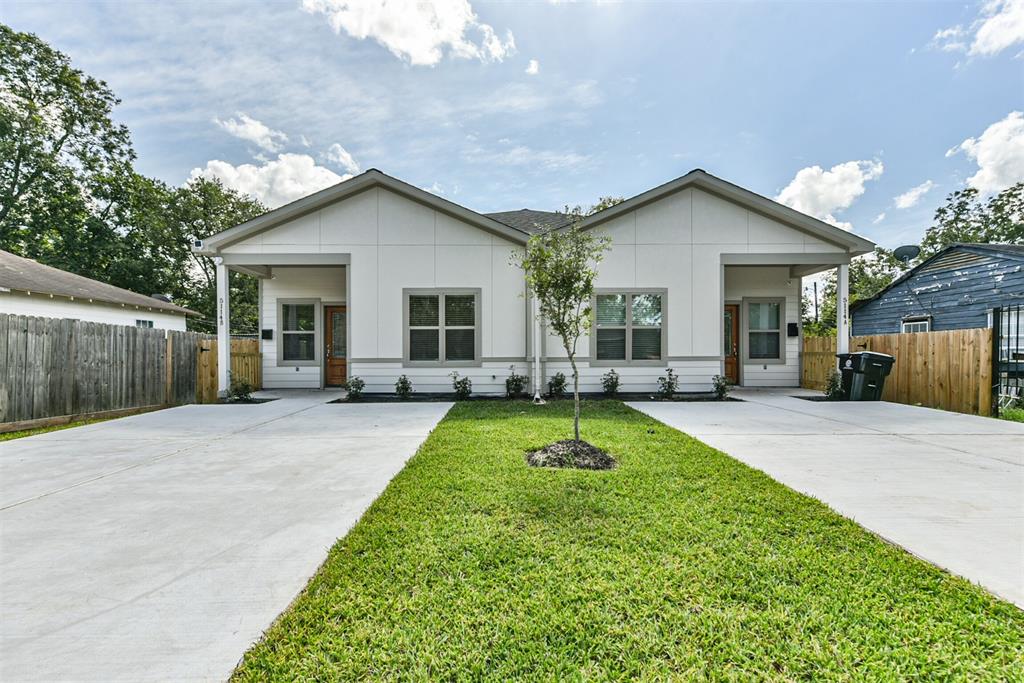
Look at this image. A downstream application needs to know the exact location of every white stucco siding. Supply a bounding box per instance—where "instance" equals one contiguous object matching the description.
[235,188,527,391]
[261,267,346,389]
[724,266,801,387]
[0,291,188,330]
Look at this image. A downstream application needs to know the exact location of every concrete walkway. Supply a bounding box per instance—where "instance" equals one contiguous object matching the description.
[0,392,451,682]
[631,390,1024,608]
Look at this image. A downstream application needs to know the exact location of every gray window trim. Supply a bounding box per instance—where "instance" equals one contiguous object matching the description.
[402,288,482,367]
[277,298,321,367]
[742,296,786,365]
[590,288,668,367]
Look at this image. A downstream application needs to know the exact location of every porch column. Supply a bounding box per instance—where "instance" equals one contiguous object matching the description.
[836,263,850,356]
[215,258,230,397]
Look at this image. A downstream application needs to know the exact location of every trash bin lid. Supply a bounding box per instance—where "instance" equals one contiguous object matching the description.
[858,351,895,361]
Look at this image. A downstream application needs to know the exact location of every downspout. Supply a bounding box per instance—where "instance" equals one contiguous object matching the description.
[533,295,544,404]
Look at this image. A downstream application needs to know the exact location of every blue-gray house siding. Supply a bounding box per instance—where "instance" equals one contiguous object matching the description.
[851,245,1024,336]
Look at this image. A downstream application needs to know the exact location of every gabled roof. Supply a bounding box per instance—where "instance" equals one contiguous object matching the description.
[0,250,197,315]
[485,209,574,234]
[196,169,533,252]
[576,169,876,255]
[850,243,1024,312]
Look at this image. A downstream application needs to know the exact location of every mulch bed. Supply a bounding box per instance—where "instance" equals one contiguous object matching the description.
[215,398,279,405]
[525,439,617,470]
[331,394,531,403]
[793,395,842,402]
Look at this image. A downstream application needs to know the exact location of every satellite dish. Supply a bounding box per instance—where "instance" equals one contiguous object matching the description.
[893,245,921,264]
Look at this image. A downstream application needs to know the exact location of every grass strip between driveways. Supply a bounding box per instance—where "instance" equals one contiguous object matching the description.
[0,417,118,441]
[234,400,1023,681]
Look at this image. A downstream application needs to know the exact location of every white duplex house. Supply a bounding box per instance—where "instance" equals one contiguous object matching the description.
[195,169,873,396]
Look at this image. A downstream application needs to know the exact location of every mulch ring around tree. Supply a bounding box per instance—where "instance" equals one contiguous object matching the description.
[525,439,617,470]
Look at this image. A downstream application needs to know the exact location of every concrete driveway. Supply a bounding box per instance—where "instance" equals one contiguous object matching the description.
[631,390,1024,608]
[0,392,451,682]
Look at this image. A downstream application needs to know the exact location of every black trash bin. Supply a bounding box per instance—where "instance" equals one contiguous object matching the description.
[835,352,857,399]
[836,351,895,401]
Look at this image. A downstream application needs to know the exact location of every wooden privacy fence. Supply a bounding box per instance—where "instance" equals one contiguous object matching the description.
[196,339,262,404]
[801,328,994,415]
[0,314,262,429]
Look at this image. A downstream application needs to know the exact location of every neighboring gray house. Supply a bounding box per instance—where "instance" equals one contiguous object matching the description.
[0,249,197,330]
[851,243,1024,335]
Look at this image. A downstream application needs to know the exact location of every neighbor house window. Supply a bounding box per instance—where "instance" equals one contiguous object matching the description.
[135,320,154,328]
[746,299,784,362]
[901,317,930,334]
[280,300,317,363]
[593,291,665,363]
[405,289,480,365]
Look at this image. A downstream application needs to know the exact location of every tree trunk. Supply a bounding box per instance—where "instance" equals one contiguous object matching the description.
[568,351,580,442]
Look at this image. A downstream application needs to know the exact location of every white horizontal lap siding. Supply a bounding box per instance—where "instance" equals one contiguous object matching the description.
[543,360,720,393]
[0,291,187,330]
[262,266,345,389]
[351,361,530,395]
[724,266,800,387]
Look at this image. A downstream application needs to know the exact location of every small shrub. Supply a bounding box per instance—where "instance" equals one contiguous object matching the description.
[547,372,567,399]
[345,376,365,400]
[656,368,678,400]
[711,374,729,400]
[228,373,255,403]
[450,371,472,400]
[824,369,844,401]
[601,369,620,396]
[395,375,413,400]
[505,365,528,399]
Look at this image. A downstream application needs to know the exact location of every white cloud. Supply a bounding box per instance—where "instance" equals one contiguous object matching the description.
[873,212,886,224]
[189,153,348,208]
[213,113,288,152]
[323,142,360,174]
[525,59,539,75]
[933,0,1024,57]
[301,0,516,66]
[947,111,1024,194]
[893,180,936,209]
[775,159,884,230]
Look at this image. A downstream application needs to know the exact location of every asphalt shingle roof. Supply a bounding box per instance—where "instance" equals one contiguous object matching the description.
[0,249,197,315]
[484,209,576,235]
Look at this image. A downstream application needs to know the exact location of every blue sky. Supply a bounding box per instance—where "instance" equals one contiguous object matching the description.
[4,0,1023,249]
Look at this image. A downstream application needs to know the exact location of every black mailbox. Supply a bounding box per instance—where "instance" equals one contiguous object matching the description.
[787,322,799,337]
[261,329,273,341]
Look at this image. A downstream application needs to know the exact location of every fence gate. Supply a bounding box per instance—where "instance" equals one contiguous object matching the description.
[992,304,1023,414]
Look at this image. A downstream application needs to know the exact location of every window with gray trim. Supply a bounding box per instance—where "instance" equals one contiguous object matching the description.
[593,291,665,363]
[405,289,480,364]
[746,299,783,361]
[281,301,316,362]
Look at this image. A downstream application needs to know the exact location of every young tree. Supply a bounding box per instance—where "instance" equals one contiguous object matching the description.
[514,225,610,442]
[801,247,903,334]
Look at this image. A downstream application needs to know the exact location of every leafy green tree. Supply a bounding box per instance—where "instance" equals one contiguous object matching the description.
[801,247,902,335]
[919,183,1023,258]
[563,196,625,218]
[164,178,267,333]
[0,24,134,263]
[513,225,610,442]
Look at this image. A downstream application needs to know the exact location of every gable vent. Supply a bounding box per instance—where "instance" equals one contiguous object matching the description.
[918,250,988,274]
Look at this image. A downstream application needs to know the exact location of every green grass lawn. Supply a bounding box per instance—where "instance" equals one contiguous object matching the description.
[0,417,116,441]
[234,401,1023,681]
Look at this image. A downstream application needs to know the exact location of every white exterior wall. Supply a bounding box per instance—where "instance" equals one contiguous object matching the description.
[0,291,187,330]
[225,188,528,394]
[544,188,834,391]
[724,266,801,387]
[261,267,346,389]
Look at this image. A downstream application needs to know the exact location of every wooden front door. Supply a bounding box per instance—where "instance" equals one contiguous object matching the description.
[724,304,739,384]
[325,305,347,387]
